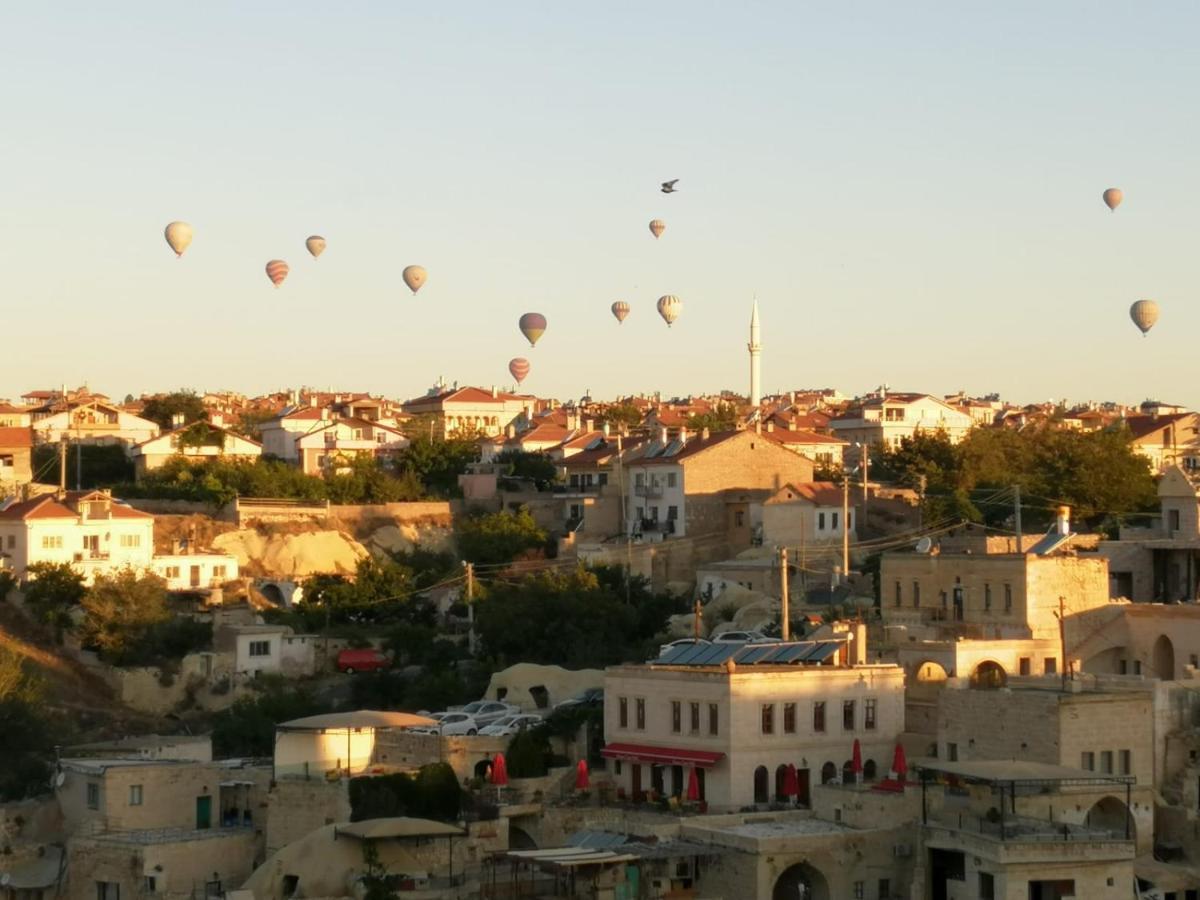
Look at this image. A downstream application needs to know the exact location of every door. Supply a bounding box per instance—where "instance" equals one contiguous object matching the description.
[797,768,811,807]
[631,764,642,800]
[190,565,202,588]
[83,535,100,558]
[196,795,212,830]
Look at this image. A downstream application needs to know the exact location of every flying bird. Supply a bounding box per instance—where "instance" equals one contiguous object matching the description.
[661,179,679,194]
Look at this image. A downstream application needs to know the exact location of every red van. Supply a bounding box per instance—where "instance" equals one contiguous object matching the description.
[336,648,389,674]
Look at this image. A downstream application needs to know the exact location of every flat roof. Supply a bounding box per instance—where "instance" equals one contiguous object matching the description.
[334,818,464,840]
[913,758,1134,787]
[277,710,438,731]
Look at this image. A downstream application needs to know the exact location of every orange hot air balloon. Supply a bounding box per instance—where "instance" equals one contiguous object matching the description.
[402,265,427,294]
[508,357,531,384]
[656,295,682,327]
[611,301,630,323]
[649,219,666,239]
[1130,299,1159,336]
[164,221,193,257]
[1102,188,1123,212]
[519,313,547,347]
[265,260,290,288]
[306,236,326,258]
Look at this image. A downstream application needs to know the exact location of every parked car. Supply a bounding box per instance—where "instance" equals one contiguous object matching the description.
[336,648,389,674]
[658,637,712,658]
[554,687,604,711]
[479,714,544,737]
[711,630,779,645]
[455,700,522,728]
[418,712,480,736]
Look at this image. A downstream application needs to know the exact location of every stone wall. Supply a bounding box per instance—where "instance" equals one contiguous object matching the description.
[265,778,350,855]
[326,501,454,529]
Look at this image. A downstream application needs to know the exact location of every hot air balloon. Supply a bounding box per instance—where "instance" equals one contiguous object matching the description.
[519,313,547,347]
[265,260,289,288]
[164,221,193,258]
[306,236,326,258]
[508,357,530,384]
[656,295,682,327]
[649,219,665,239]
[611,301,630,324]
[402,265,427,294]
[1102,188,1123,212]
[1130,299,1159,336]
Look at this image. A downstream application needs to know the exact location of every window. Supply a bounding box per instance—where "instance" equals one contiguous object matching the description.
[761,703,775,734]
[618,697,628,728]
[119,534,141,548]
[831,512,839,530]
[671,701,681,733]
[690,702,700,733]
[708,703,719,735]
[1044,657,1057,675]
[1004,584,1013,612]
[842,700,855,730]
[783,703,796,734]
[1018,657,1031,676]
[864,698,877,730]
[213,565,226,578]
[164,566,180,579]
[893,581,901,607]
[1170,509,1181,532]
[248,640,270,657]
[939,590,947,609]
[878,880,891,899]
[984,583,992,611]
[667,505,678,521]
[913,581,920,607]
[97,882,120,900]
[734,510,745,527]
[813,701,826,732]
[144,877,157,894]
[818,512,826,531]
[87,782,99,809]
[635,473,644,487]
[979,872,995,900]
[1119,749,1131,775]
[1134,660,1142,675]
[597,473,608,486]
[1081,751,1095,771]
[1100,750,1113,774]
[947,742,958,762]
[636,698,645,730]
[666,472,677,488]
[853,881,864,899]
[129,784,143,806]
[41,535,64,549]
[1119,659,1128,675]
[5,535,13,549]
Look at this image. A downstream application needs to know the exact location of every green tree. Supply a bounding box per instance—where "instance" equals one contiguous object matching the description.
[211,678,325,757]
[325,456,424,503]
[23,562,86,642]
[395,435,479,497]
[505,727,551,778]
[231,409,277,442]
[686,402,739,432]
[597,403,644,431]
[80,569,170,663]
[359,842,397,900]
[494,450,558,485]
[32,444,133,489]
[456,508,547,566]
[0,649,56,800]
[140,391,207,431]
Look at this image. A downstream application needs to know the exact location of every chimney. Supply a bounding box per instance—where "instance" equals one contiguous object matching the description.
[701,427,710,440]
[583,418,593,433]
[320,408,330,421]
[492,385,498,398]
[850,622,868,666]
[171,413,185,428]
[1056,505,1071,536]
[679,426,689,444]
[766,421,775,433]
[209,412,224,428]
[309,395,317,408]
[755,420,762,434]
[659,427,668,444]
[506,424,516,439]
[602,422,610,437]
[788,419,797,431]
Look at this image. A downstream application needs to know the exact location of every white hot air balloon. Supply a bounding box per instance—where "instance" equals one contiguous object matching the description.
[656,295,682,327]
[306,236,326,258]
[611,301,630,324]
[164,221,193,257]
[403,265,427,294]
[649,219,665,239]
[1129,299,1159,336]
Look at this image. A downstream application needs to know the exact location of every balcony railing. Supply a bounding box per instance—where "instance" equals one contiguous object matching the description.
[640,519,675,534]
[634,484,663,498]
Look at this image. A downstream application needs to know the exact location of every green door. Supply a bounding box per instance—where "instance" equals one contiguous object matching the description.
[195,795,212,830]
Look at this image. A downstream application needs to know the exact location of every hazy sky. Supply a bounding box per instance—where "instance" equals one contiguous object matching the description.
[3,3,1198,407]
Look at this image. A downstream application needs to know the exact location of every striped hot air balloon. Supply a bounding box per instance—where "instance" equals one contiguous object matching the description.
[519,313,547,347]
[402,265,427,294]
[1130,299,1159,336]
[164,221,193,257]
[649,219,665,239]
[656,295,682,327]
[1102,188,1123,212]
[611,301,630,323]
[306,236,326,258]
[265,260,290,288]
[508,357,531,384]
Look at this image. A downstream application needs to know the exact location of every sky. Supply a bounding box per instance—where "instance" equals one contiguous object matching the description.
[3,2,1199,408]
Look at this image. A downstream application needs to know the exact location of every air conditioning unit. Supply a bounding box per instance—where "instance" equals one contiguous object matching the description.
[893,843,912,858]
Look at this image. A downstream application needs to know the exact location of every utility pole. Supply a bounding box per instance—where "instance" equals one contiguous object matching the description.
[779,547,790,641]
[693,597,703,640]
[465,562,476,655]
[58,435,68,495]
[616,433,631,603]
[842,475,850,582]
[917,474,927,530]
[860,444,869,531]
[1057,594,1067,692]
[1014,484,1023,553]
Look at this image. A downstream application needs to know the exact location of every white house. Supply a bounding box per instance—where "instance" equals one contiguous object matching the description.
[401,385,536,439]
[829,391,975,449]
[762,482,857,549]
[293,418,409,476]
[31,400,160,448]
[215,623,289,676]
[151,553,239,591]
[0,490,154,582]
[131,423,263,477]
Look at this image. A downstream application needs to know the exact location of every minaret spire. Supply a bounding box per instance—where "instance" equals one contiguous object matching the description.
[749,299,762,408]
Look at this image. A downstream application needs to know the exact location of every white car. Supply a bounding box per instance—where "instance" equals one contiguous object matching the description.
[429,712,481,736]
[712,630,780,645]
[455,700,522,728]
[659,637,712,658]
[478,714,544,737]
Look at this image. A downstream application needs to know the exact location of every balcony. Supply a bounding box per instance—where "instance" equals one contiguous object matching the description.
[640,519,675,534]
[634,484,663,498]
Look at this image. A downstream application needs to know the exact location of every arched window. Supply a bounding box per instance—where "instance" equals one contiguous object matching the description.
[863,759,877,781]
[774,764,789,801]
[753,766,769,804]
[842,759,856,783]
[820,761,838,784]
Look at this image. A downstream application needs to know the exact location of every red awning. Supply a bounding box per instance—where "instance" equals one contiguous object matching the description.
[600,742,725,767]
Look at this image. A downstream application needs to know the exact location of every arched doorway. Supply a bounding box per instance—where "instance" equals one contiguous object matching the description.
[753,766,769,804]
[259,582,285,606]
[509,825,537,850]
[775,765,789,801]
[970,660,1007,689]
[915,660,949,683]
[1087,796,1134,841]
[841,760,855,783]
[863,759,877,782]
[773,862,830,900]
[473,759,492,780]
[1153,634,1175,680]
[820,762,837,784]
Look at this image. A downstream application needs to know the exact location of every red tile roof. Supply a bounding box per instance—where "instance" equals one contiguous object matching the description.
[0,491,152,521]
[630,430,744,466]
[769,482,845,506]
[764,429,845,445]
[1125,413,1194,441]
[0,427,32,448]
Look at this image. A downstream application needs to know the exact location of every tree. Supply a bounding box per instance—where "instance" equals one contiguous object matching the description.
[686,402,739,433]
[494,450,558,486]
[597,403,643,431]
[211,678,325,757]
[505,727,551,778]
[140,390,207,431]
[395,435,479,497]
[80,569,170,663]
[231,409,277,442]
[0,649,56,800]
[32,443,133,489]
[359,842,397,900]
[456,508,547,566]
[325,456,424,504]
[23,562,86,642]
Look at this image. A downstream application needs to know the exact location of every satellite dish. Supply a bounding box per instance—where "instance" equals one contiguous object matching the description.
[915,537,933,554]
[54,771,66,788]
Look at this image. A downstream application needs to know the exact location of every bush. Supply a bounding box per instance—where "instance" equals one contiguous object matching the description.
[211,681,326,757]
[0,571,16,602]
[349,763,463,822]
[505,728,551,778]
[23,563,86,642]
[456,508,548,566]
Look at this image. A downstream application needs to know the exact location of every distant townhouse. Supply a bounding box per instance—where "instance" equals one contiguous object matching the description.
[0,403,33,427]
[1121,412,1200,473]
[0,427,33,488]
[130,422,262,477]
[762,422,847,468]
[30,398,160,448]
[829,391,975,448]
[478,422,572,463]
[762,482,857,548]
[401,385,535,439]
[292,417,409,476]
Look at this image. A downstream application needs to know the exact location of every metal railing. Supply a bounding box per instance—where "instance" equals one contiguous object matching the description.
[634,484,663,498]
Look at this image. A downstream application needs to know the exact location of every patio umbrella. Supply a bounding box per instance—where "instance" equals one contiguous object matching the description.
[575,760,589,790]
[852,739,863,782]
[783,764,799,798]
[891,742,907,782]
[686,767,701,802]
[490,753,509,786]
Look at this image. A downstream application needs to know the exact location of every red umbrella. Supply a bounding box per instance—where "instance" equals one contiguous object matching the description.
[891,742,908,781]
[686,767,701,802]
[851,739,863,777]
[490,753,509,786]
[575,760,589,790]
[783,764,799,798]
